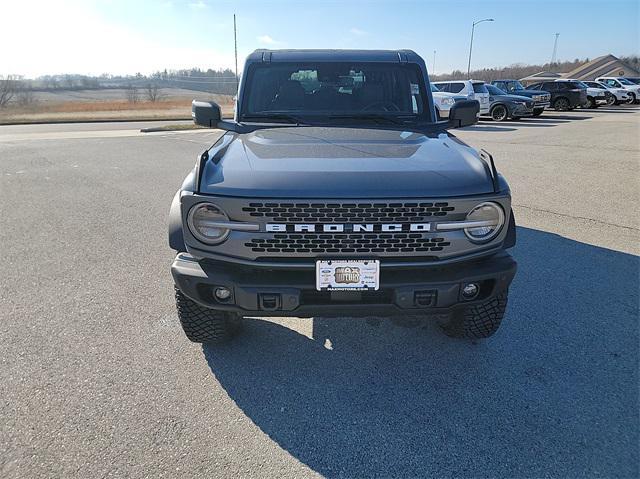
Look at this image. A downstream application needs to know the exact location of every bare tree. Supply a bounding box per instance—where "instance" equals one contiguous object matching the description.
[0,75,19,108]
[63,75,75,89]
[125,84,139,103]
[145,83,162,102]
[16,84,36,106]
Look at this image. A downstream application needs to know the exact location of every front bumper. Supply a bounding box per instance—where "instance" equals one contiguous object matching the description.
[171,252,517,317]
[511,104,534,117]
[533,101,550,110]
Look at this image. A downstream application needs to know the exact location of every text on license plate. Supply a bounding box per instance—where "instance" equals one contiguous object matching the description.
[316,260,380,291]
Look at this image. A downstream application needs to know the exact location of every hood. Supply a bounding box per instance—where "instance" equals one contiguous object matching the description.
[512,89,545,97]
[492,93,534,102]
[199,127,495,198]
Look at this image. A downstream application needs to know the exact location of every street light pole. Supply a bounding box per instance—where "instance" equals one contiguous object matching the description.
[466,18,494,78]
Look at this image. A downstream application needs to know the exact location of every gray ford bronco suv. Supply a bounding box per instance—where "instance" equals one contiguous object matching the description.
[169,49,517,344]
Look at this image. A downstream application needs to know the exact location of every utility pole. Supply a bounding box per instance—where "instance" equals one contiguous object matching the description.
[432,50,436,75]
[467,18,494,78]
[234,14,239,92]
[550,33,560,68]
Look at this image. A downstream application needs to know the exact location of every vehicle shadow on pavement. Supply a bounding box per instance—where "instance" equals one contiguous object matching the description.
[202,227,639,478]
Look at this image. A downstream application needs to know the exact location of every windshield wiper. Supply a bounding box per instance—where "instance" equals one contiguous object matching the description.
[327,114,415,126]
[242,113,310,125]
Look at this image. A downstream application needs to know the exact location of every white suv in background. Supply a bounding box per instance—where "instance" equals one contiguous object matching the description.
[430,84,467,119]
[596,77,640,103]
[583,81,630,105]
[432,80,490,115]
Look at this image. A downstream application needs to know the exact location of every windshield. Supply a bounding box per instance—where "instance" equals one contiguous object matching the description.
[240,62,431,122]
[508,81,525,91]
[618,78,634,85]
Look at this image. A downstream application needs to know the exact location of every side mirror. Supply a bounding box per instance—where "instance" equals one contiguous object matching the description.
[447,100,479,128]
[192,100,221,128]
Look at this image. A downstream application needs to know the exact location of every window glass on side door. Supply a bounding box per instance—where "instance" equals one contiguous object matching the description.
[449,82,465,94]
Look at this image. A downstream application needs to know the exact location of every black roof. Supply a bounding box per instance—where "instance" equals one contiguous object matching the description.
[247,49,422,64]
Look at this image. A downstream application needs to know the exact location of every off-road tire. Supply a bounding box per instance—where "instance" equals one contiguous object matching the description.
[553,97,570,111]
[532,108,544,117]
[491,104,508,121]
[175,287,242,344]
[440,291,509,339]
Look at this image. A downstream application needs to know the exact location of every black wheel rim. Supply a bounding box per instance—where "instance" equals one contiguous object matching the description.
[493,106,507,121]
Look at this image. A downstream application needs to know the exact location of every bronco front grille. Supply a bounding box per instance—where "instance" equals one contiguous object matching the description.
[242,202,454,223]
[245,233,451,254]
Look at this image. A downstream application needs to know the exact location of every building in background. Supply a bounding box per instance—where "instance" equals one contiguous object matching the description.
[520,54,640,84]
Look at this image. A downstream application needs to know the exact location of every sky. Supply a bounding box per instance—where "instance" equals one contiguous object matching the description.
[1,0,638,78]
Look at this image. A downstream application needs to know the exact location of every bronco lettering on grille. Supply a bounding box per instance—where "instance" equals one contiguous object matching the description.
[266,223,431,233]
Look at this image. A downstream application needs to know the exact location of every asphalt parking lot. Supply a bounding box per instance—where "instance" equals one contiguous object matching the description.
[1,107,638,478]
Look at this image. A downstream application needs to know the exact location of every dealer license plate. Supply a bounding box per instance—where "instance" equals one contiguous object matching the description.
[316,259,380,291]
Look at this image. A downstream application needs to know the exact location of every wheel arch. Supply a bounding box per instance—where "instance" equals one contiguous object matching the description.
[168,189,186,252]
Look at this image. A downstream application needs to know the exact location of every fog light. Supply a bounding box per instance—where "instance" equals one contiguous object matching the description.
[214,287,232,300]
[462,283,479,300]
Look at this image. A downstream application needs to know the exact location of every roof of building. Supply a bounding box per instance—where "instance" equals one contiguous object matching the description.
[565,54,639,80]
[519,71,564,83]
[520,55,640,83]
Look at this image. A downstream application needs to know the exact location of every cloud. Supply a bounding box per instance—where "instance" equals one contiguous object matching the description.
[350,27,367,36]
[257,35,282,46]
[188,1,207,9]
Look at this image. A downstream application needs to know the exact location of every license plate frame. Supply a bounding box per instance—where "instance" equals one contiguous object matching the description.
[315,259,380,291]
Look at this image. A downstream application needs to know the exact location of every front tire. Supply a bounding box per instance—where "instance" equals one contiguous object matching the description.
[628,92,637,104]
[439,291,509,339]
[490,104,508,121]
[606,94,616,106]
[553,97,570,111]
[532,108,544,117]
[584,97,595,109]
[175,287,242,344]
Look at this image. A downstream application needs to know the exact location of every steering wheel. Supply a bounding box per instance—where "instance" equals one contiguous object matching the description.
[362,101,401,112]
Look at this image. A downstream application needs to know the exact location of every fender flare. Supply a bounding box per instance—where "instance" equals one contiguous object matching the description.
[168,190,186,252]
[503,208,517,249]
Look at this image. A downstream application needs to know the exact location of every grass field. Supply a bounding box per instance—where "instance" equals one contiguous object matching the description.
[0,88,234,124]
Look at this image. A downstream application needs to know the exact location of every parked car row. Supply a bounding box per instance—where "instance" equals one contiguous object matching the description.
[432,76,640,122]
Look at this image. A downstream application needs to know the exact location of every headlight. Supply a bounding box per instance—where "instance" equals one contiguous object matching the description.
[464,202,505,242]
[187,203,230,244]
[513,101,526,105]
[441,97,455,106]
